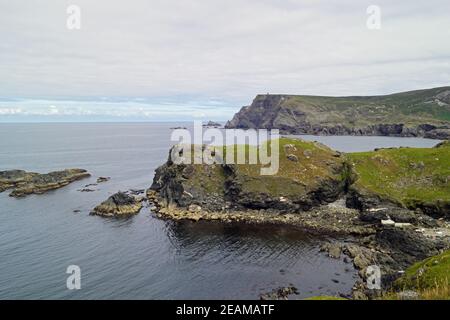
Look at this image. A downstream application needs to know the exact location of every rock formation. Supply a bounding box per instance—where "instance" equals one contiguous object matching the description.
[225,87,450,139]
[0,169,90,197]
[91,191,143,217]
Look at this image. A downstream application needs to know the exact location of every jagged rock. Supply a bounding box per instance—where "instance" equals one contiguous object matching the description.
[97,177,111,183]
[0,169,90,197]
[202,121,222,128]
[91,192,142,217]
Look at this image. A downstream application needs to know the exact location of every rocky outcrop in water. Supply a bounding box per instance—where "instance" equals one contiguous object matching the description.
[202,121,222,128]
[91,191,143,217]
[225,87,450,139]
[0,169,90,197]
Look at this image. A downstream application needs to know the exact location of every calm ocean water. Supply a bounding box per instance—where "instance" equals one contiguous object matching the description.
[0,123,440,299]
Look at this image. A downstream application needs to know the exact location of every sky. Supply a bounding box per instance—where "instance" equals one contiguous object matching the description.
[0,0,449,122]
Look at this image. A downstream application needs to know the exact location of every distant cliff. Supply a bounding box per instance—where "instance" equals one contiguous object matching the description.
[225,87,450,139]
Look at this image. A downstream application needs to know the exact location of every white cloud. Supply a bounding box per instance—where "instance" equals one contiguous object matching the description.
[0,0,449,120]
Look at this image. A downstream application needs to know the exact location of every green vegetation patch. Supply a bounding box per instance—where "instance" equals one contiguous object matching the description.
[395,250,450,289]
[347,142,450,207]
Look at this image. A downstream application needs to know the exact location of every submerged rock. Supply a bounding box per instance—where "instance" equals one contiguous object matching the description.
[0,169,90,197]
[91,192,142,217]
[260,285,299,300]
[97,176,111,183]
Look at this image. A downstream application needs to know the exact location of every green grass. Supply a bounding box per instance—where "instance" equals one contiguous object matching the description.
[347,142,450,206]
[395,250,450,291]
[179,137,346,199]
[379,250,450,300]
[255,86,450,127]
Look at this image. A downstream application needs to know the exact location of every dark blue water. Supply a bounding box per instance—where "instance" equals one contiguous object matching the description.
[0,123,439,299]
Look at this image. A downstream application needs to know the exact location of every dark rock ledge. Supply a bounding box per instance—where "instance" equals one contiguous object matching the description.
[0,169,90,197]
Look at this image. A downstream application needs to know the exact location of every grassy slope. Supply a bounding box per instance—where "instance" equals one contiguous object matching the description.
[259,86,450,126]
[347,142,450,207]
[384,250,450,300]
[180,137,345,199]
[225,137,344,197]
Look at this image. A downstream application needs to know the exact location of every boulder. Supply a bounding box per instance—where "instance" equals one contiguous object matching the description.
[91,192,143,217]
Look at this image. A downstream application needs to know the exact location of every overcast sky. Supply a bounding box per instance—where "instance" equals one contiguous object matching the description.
[1,0,449,121]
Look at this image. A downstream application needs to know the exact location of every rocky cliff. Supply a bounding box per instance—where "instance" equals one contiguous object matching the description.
[225,87,450,139]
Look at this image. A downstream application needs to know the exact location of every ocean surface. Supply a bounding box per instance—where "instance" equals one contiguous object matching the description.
[0,123,440,299]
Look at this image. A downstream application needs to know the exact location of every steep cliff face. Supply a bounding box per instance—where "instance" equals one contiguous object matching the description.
[226,87,450,139]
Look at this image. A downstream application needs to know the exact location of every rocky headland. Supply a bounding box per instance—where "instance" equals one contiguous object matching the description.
[147,137,450,299]
[225,87,450,139]
[0,169,90,197]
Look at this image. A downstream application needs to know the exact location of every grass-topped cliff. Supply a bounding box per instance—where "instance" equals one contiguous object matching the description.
[150,137,449,217]
[226,87,450,139]
[150,138,349,212]
[348,141,450,217]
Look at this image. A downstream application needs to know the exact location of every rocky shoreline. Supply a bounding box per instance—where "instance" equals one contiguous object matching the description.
[145,137,450,299]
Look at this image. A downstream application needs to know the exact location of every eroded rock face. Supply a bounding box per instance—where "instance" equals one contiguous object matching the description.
[0,169,90,197]
[225,87,450,139]
[91,192,142,217]
[150,138,349,213]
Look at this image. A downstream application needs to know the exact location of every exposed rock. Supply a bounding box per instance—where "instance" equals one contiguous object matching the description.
[286,154,298,162]
[260,285,299,300]
[381,219,395,226]
[150,138,349,214]
[424,128,450,139]
[202,121,222,128]
[320,243,342,259]
[376,227,446,269]
[91,192,143,217]
[128,189,145,195]
[78,188,96,192]
[0,169,90,197]
[97,177,111,183]
[225,87,450,139]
